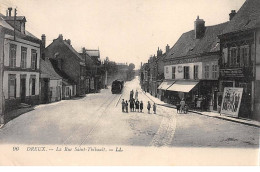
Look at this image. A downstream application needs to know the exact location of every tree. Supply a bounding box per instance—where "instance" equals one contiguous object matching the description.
[128,63,135,71]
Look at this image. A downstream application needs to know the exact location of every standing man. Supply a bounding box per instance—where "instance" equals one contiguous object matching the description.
[121,99,125,112]
[135,99,140,112]
[140,101,143,112]
[147,101,151,114]
[135,90,138,100]
[130,90,134,100]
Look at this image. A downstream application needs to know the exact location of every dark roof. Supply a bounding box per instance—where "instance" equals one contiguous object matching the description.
[222,0,260,34]
[165,22,228,60]
[40,58,62,80]
[78,52,94,66]
[63,41,85,62]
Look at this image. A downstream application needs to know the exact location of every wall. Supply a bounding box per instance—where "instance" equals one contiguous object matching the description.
[164,62,202,80]
[4,35,40,69]
[3,71,40,99]
[50,79,62,102]
[256,29,260,80]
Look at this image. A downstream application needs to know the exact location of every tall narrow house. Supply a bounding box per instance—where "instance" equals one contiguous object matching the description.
[44,34,87,97]
[218,0,260,120]
[0,8,41,119]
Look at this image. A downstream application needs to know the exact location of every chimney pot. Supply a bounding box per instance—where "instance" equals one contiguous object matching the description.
[229,10,236,21]
[58,34,63,40]
[8,7,12,16]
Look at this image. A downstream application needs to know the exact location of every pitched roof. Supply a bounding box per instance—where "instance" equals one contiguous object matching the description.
[63,41,85,62]
[40,58,62,80]
[222,0,260,34]
[165,22,228,60]
[2,16,26,22]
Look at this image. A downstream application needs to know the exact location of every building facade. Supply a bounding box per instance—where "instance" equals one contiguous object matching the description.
[162,17,228,111]
[0,10,41,115]
[218,0,260,120]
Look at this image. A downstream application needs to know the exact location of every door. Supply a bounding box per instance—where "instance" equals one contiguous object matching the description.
[20,78,26,103]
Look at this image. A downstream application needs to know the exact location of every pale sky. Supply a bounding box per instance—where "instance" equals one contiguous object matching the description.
[0,0,246,68]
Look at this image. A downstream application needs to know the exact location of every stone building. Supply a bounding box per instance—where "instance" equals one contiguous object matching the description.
[218,0,260,120]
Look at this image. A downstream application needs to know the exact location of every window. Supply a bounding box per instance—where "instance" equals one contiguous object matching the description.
[31,78,36,95]
[21,47,27,69]
[172,66,176,79]
[8,74,16,99]
[194,65,199,79]
[230,47,238,66]
[212,65,218,79]
[9,44,17,68]
[205,65,209,79]
[240,45,249,67]
[31,50,37,70]
[183,66,190,79]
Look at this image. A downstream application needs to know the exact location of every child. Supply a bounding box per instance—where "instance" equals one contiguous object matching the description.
[135,99,140,112]
[153,103,156,114]
[184,105,188,114]
[140,101,143,112]
[147,101,151,114]
[125,100,128,113]
[121,99,125,112]
[176,103,181,114]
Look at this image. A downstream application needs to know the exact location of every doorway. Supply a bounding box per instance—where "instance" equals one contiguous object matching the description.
[20,76,26,103]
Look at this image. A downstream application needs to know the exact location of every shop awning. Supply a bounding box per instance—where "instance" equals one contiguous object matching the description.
[158,81,175,90]
[167,80,199,93]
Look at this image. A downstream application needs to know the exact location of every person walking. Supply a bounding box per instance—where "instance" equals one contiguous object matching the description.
[121,99,125,112]
[140,101,143,112]
[135,99,140,112]
[135,90,138,100]
[147,101,151,114]
[180,98,186,114]
[125,100,128,113]
[153,103,157,114]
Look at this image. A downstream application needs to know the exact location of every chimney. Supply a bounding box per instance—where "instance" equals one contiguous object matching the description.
[166,44,170,53]
[58,34,63,41]
[41,34,46,48]
[157,47,162,56]
[67,39,71,45]
[194,16,206,39]
[82,47,86,54]
[229,10,236,21]
[8,7,12,16]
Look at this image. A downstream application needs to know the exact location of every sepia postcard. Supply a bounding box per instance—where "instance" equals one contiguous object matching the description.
[0,0,259,166]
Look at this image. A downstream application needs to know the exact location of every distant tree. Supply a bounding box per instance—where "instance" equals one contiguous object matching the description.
[128,63,135,71]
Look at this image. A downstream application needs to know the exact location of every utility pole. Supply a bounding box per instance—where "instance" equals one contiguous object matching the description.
[14,8,17,41]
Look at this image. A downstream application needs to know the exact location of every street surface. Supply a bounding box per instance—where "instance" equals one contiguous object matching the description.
[0,77,259,148]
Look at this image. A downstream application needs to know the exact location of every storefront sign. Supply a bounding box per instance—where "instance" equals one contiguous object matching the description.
[220,87,243,117]
[220,69,244,77]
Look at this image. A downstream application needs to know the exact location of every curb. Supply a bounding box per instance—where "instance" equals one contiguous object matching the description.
[141,89,260,128]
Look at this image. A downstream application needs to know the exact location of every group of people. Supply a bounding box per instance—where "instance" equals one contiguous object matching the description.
[121,89,157,114]
[176,98,188,114]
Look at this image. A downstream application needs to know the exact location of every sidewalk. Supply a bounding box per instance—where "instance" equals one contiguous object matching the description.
[141,90,260,128]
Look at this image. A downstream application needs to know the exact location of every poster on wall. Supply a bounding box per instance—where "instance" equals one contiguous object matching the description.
[220,87,243,117]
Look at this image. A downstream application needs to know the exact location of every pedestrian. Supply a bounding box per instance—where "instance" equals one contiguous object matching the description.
[125,100,128,113]
[147,101,151,114]
[135,90,138,100]
[129,99,133,112]
[121,99,125,112]
[176,103,181,114]
[135,99,140,112]
[130,90,134,100]
[180,98,185,114]
[184,104,188,114]
[140,101,143,112]
[153,103,156,114]
[132,98,135,111]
